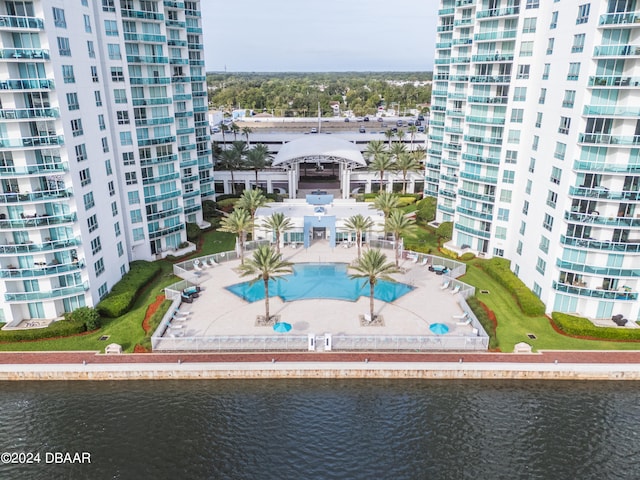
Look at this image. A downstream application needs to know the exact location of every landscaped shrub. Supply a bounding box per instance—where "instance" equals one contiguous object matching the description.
[214,194,241,202]
[186,222,201,242]
[202,199,217,218]
[459,252,476,261]
[396,196,418,207]
[466,297,498,350]
[416,196,436,223]
[96,261,161,318]
[0,319,86,342]
[217,198,239,213]
[435,221,453,241]
[67,306,101,331]
[439,247,459,259]
[552,312,640,340]
[482,258,546,316]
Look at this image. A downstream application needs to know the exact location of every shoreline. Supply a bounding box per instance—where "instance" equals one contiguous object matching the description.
[1,350,640,381]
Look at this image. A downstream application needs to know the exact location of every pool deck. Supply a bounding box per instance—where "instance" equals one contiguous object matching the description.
[170,240,472,339]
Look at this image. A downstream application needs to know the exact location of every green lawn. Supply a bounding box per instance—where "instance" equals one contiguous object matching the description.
[0,230,234,353]
[461,260,640,352]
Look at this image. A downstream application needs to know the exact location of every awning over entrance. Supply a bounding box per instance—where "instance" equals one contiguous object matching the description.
[272,135,367,168]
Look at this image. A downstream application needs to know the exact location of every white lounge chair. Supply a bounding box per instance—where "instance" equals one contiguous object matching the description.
[193,263,202,272]
[291,243,297,249]
[440,281,450,290]
[364,313,373,323]
[451,285,461,295]
[208,258,218,267]
[457,317,472,326]
[420,258,429,266]
[452,311,468,320]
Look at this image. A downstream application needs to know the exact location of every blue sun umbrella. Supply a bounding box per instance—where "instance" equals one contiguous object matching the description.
[273,322,292,333]
[429,323,450,335]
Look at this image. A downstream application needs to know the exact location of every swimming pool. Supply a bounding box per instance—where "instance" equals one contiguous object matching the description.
[226,263,413,303]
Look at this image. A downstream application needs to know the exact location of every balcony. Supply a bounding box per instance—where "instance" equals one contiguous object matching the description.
[462,153,500,165]
[474,30,517,41]
[148,223,185,239]
[568,185,640,201]
[599,12,640,26]
[454,223,491,239]
[142,171,181,185]
[470,75,511,84]
[564,211,640,228]
[4,282,89,302]
[0,188,72,204]
[140,154,178,167]
[471,53,514,62]
[467,95,508,104]
[572,160,640,174]
[0,135,64,149]
[588,76,640,87]
[463,135,503,146]
[560,235,640,253]
[144,190,181,203]
[121,9,164,20]
[147,207,183,222]
[594,44,640,57]
[137,136,177,147]
[129,76,170,85]
[583,105,640,117]
[134,116,174,127]
[123,33,166,43]
[0,78,54,90]
[0,107,59,120]
[552,281,638,301]
[132,97,172,107]
[0,213,77,229]
[465,115,505,125]
[0,238,81,256]
[1,260,85,279]
[0,48,49,60]
[0,161,68,177]
[127,55,169,64]
[0,15,44,29]
[457,206,493,221]
[578,133,640,146]
[458,189,494,202]
[460,171,498,184]
[556,259,640,278]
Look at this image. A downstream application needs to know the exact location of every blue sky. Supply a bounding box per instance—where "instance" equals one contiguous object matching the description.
[201,0,437,72]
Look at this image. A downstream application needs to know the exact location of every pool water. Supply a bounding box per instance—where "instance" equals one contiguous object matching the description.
[226,263,413,303]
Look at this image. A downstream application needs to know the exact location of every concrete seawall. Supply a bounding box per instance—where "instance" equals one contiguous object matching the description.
[1,362,639,381]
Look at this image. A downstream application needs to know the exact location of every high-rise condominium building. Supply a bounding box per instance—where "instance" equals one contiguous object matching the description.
[430,0,640,321]
[0,0,211,324]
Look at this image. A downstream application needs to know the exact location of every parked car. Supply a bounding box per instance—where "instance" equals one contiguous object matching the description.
[310,127,318,133]
[344,117,350,122]
[396,120,403,126]
[417,126,425,132]
[359,126,366,133]
[363,116,370,122]
[377,117,383,122]
[418,114,425,121]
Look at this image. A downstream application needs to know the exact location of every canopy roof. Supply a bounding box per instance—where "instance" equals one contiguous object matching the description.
[272,135,366,168]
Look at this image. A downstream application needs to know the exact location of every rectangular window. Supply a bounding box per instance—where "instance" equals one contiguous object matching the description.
[87,40,95,58]
[511,109,524,123]
[500,189,512,203]
[91,237,102,255]
[520,41,534,57]
[130,209,142,223]
[514,87,527,101]
[516,240,523,255]
[577,3,590,24]
[503,170,515,184]
[497,208,510,221]
[546,190,558,208]
[91,66,99,83]
[102,0,115,12]
[114,89,127,104]
[111,201,118,216]
[519,221,526,235]
[108,181,115,196]
[83,192,95,210]
[539,236,550,254]
[568,62,581,81]
[79,168,91,186]
[117,242,124,257]
[543,213,554,231]
[111,67,124,82]
[123,152,135,165]
[114,221,121,236]
[125,172,137,185]
[62,65,75,84]
[66,92,79,111]
[94,258,105,277]
[495,226,507,240]
[132,227,145,241]
[102,137,109,153]
[75,144,87,162]
[532,135,539,151]
[517,65,530,80]
[105,159,112,175]
[536,257,546,275]
[546,38,554,55]
[562,90,576,108]
[554,142,566,161]
[128,191,140,204]
[528,157,536,173]
[507,129,521,144]
[505,150,518,164]
[526,179,532,194]
[538,88,547,104]
[117,111,130,125]
[535,112,543,128]
[83,14,92,33]
[120,132,133,146]
[57,37,71,56]
[572,34,586,53]
[52,7,66,28]
[94,90,102,107]
[542,63,550,80]
[550,11,558,29]
[559,116,571,135]
[526,0,539,8]
[108,44,121,60]
[87,214,98,233]
[71,119,83,137]
[98,114,105,131]
[522,18,536,33]
[104,20,118,36]
[550,166,562,185]
[522,200,529,215]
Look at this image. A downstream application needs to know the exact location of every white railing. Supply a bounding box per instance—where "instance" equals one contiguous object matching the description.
[153,335,309,352]
[150,296,182,350]
[173,240,269,279]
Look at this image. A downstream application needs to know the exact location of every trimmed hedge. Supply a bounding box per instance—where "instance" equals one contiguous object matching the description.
[466,297,498,350]
[482,258,545,316]
[0,319,87,342]
[66,306,101,330]
[459,252,476,261]
[139,299,172,351]
[96,261,161,318]
[552,312,640,341]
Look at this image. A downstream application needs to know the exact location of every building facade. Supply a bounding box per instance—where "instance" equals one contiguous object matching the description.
[0,0,211,325]
[430,0,640,320]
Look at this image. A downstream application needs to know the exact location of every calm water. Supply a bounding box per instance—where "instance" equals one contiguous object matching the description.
[226,263,414,302]
[1,380,639,480]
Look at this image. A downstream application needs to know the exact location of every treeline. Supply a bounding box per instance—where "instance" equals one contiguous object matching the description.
[207,72,432,117]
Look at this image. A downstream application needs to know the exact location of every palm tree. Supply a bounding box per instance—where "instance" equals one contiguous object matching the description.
[218,148,243,195]
[349,249,400,322]
[219,208,253,265]
[385,209,418,267]
[384,129,395,145]
[229,122,240,141]
[363,139,387,163]
[237,244,293,324]
[371,191,400,227]
[369,152,394,192]
[220,123,229,149]
[261,212,293,255]
[342,214,374,259]
[395,129,406,144]
[242,126,253,145]
[395,152,423,194]
[245,143,272,189]
[407,125,418,148]
[237,187,268,240]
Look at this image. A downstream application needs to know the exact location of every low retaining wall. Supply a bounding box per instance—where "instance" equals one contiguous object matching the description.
[0,363,638,381]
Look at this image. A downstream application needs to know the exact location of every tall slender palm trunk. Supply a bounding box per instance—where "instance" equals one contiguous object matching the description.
[264,276,270,321]
[369,280,375,320]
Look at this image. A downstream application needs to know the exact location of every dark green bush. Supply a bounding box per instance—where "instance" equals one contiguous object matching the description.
[435,221,453,240]
[202,199,217,218]
[416,196,436,223]
[552,312,640,340]
[459,252,476,261]
[482,258,546,316]
[68,306,101,331]
[96,261,161,318]
[0,319,86,342]
[466,297,498,349]
[186,222,201,242]
[214,194,240,202]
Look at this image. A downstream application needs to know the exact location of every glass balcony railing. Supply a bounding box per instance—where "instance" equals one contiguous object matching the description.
[474,30,517,41]
[578,133,640,146]
[144,190,181,203]
[463,135,503,146]
[470,75,511,83]
[560,235,640,253]
[462,153,500,165]
[183,189,201,199]
[142,171,180,185]
[163,1,185,8]
[0,48,49,60]
[129,76,170,85]
[137,136,176,147]
[471,53,514,62]
[467,95,508,104]
[121,9,164,20]
[572,160,640,174]
[552,281,638,300]
[458,189,494,202]
[564,211,640,227]
[457,206,493,221]
[0,213,76,229]
[0,238,81,256]
[438,204,455,214]
[454,223,491,239]
[476,6,519,18]
[0,260,85,278]
[0,78,54,90]
[4,282,89,302]
[0,107,59,120]
[169,57,190,65]
[123,33,166,43]
[165,20,186,28]
[460,171,498,183]
[0,15,44,29]
[594,44,640,56]
[568,185,640,201]
[134,116,174,127]
[440,174,459,183]
[0,135,64,148]
[588,75,640,87]
[132,97,172,106]
[556,259,640,278]
[599,11,640,25]
[140,154,178,167]
[126,55,169,64]
[148,223,184,239]
[0,188,72,204]
[583,105,640,117]
[465,115,505,125]
[167,39,187,47]
[146,207,183,222]
[440,189,457,199]
[0,161,68,176]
